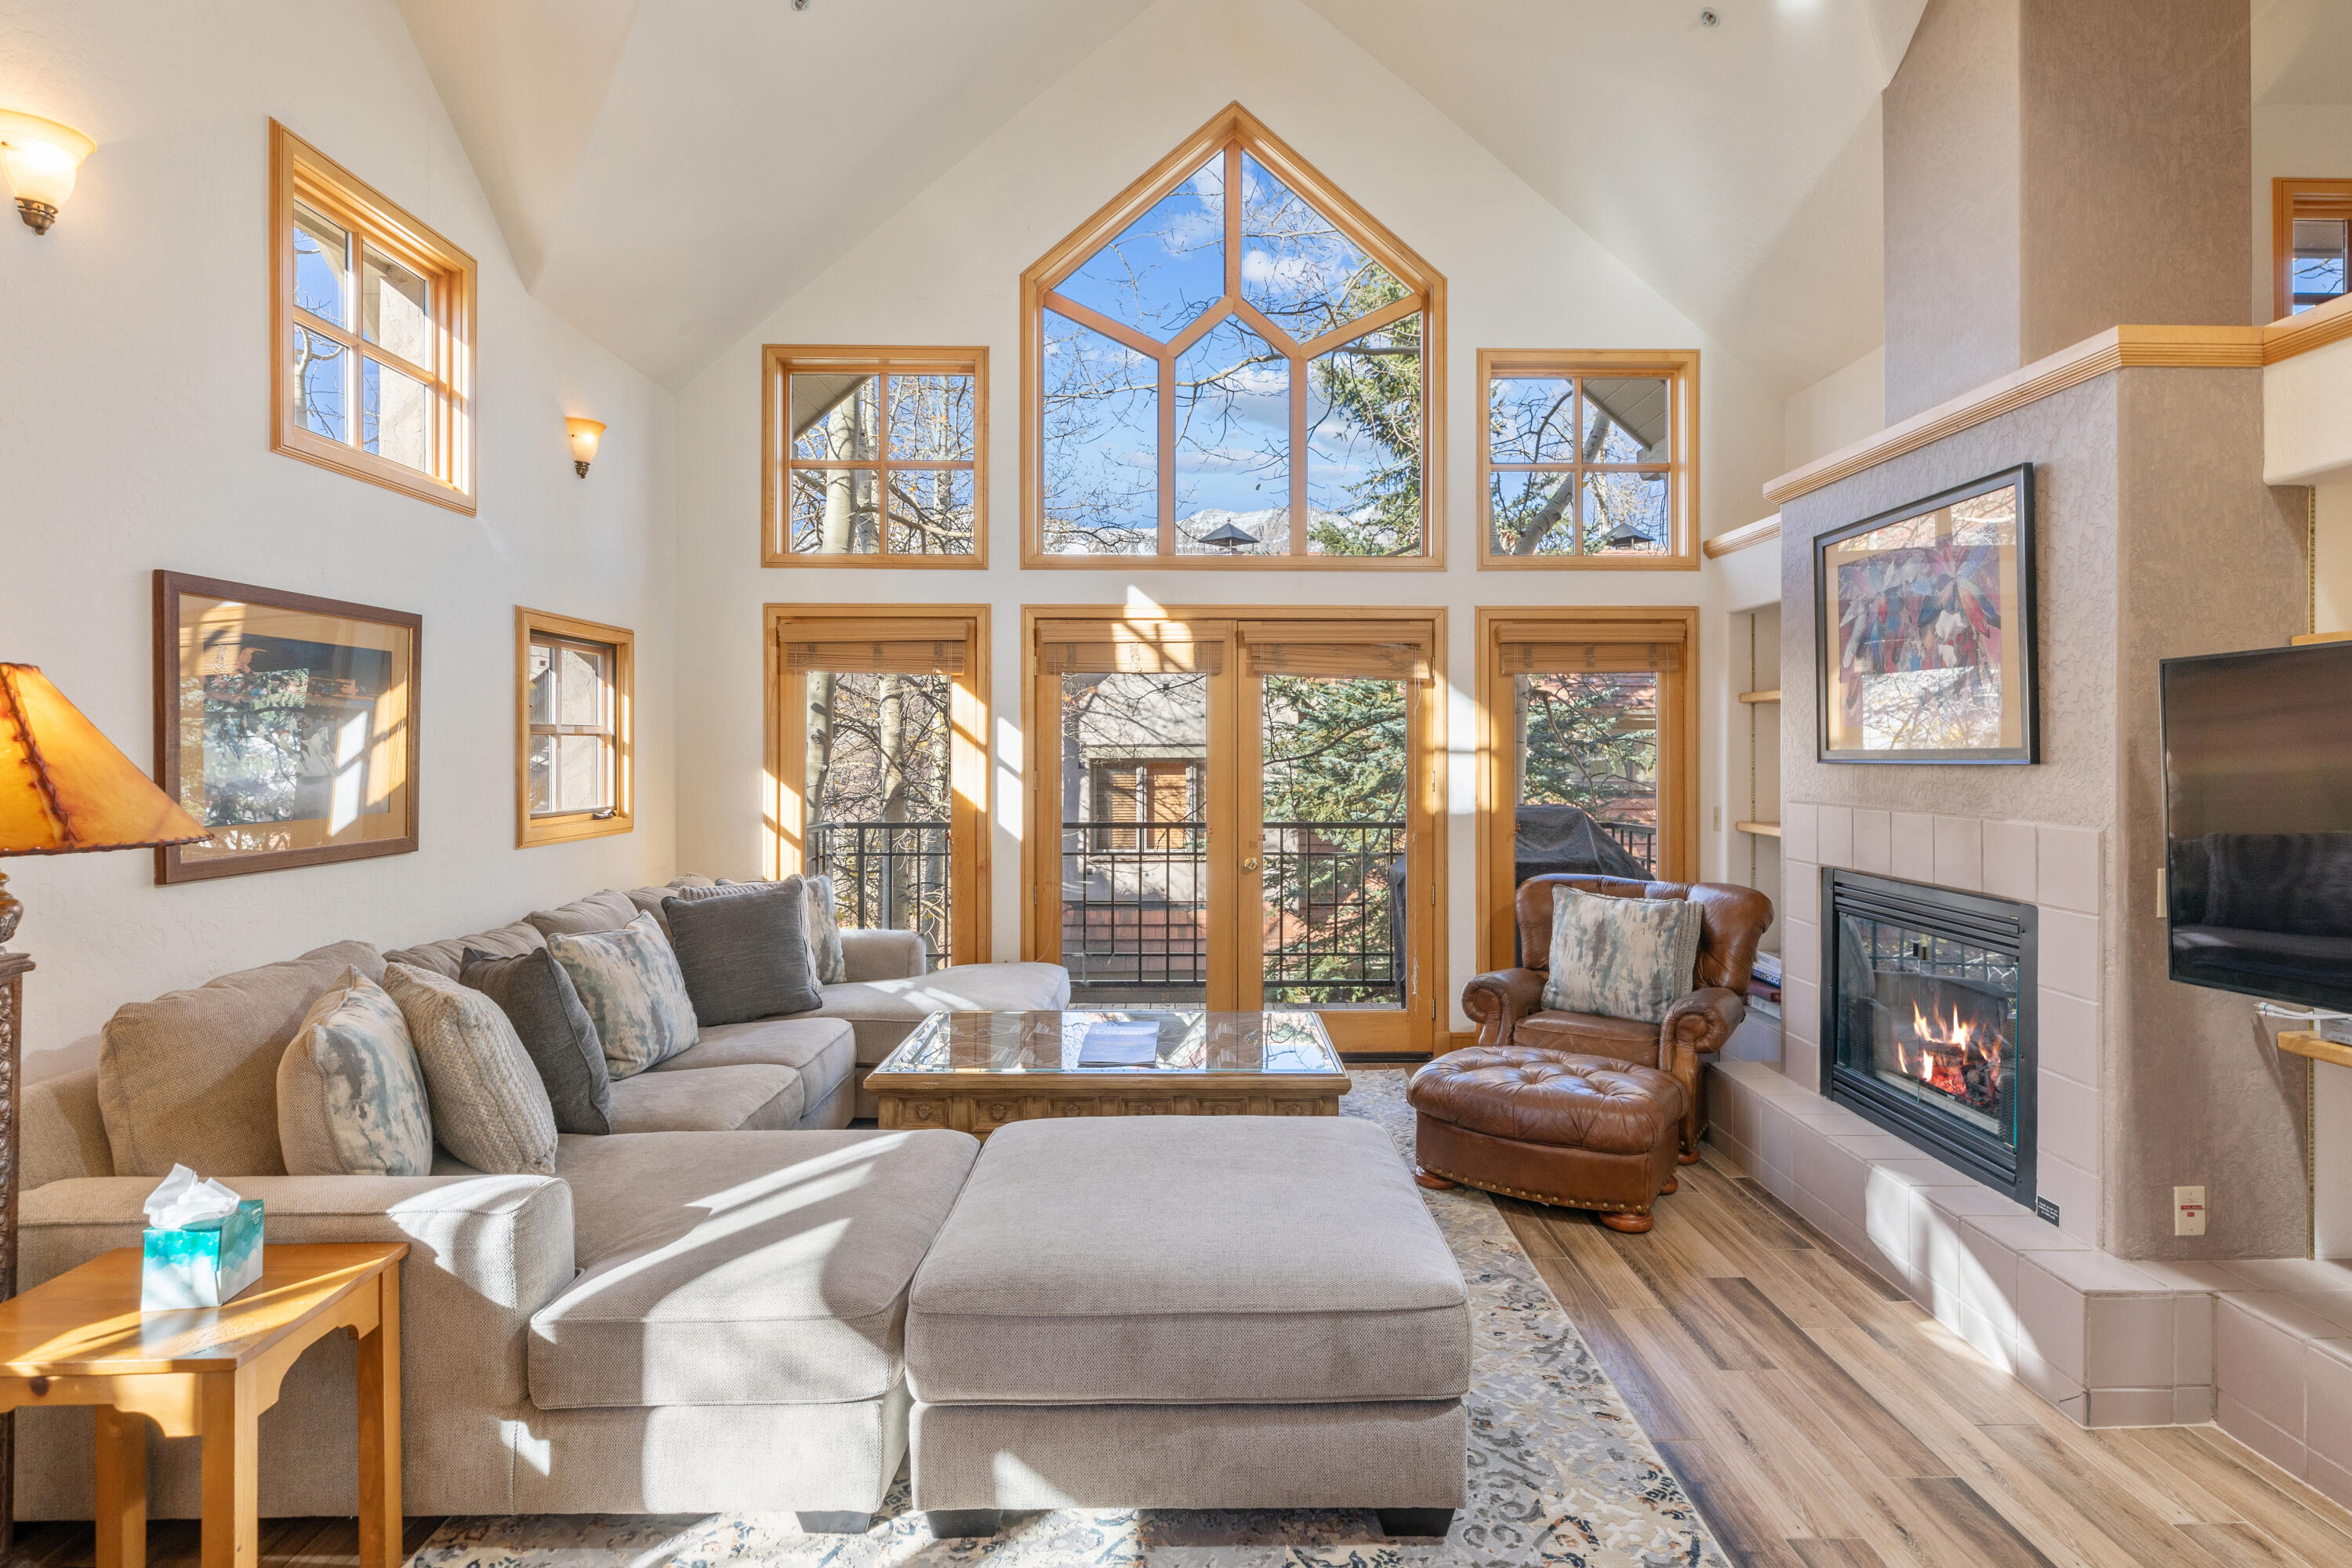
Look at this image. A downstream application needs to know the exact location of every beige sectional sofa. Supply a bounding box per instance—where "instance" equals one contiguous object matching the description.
[13,877,1068,1524]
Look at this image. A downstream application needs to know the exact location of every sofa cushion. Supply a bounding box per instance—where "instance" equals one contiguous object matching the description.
[650,1016,854,1107]
[547,914,699,1078]
[905,1117,1468,1407]
[818,963,1073,1065]
[604,1064,803,1133]
[530,1127,980,1407]
[100,938,386,1178]
[524,890,641,939]
[382,919,543,980]
[461,946,612,1135]
[663,880,821,1025]
[277,970,437,1178]
[383,964,559,1176]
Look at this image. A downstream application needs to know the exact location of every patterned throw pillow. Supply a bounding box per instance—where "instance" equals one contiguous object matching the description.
[1540,889,1704,1025]
[461,946,613,1135]
[804,873,848,985]
[382,964,558,1175]
[546,913,700,1079]
[276,968,435,1176]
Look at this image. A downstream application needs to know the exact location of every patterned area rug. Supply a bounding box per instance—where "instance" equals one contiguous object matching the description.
[411,1071,1726,1568]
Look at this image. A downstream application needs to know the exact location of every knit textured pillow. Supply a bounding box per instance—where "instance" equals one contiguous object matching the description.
[1540,889,1703,1025]
[546,914,700,1079]
[382,964,557,1175]
[276,968,435,1176]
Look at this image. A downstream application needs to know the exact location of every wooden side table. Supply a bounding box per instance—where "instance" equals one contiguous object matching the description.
[0,1241,407,1568]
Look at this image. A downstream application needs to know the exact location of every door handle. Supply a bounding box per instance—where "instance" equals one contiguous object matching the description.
[1242,857,1261,872]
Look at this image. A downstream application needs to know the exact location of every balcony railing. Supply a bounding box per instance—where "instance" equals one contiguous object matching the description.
[1059,818,1407,1006]
[808,819,949,964]
[1598,818,1657,873]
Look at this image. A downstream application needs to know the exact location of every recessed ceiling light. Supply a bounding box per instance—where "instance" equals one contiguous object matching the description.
[1700,8,1720,24]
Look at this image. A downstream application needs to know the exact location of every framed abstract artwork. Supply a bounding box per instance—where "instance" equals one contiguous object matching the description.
[154,571,422,881]
[1814,465,2038,765]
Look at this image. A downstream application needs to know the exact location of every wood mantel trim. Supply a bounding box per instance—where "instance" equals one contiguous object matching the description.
[1762,305,2352,509]
[1701,514,1780,558]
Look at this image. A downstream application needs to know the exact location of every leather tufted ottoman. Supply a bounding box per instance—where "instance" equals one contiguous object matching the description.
[1406,1046,1686,1232]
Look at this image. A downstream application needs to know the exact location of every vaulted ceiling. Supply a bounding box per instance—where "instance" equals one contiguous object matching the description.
[397,0,1926,393]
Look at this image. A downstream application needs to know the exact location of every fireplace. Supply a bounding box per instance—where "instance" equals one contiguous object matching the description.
[1820,869,2038,1205]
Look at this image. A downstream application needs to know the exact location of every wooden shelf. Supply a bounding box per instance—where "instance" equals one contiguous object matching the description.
[1737,689,1782,704]
[1735,820,1782,838]
[2278,1030,2352,1070]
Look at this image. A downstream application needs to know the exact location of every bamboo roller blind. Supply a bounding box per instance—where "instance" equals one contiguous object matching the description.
[1239,621,1432,682]
[782,622,971,674]
[1036,621,1226,675]
[1491,618,1684,675]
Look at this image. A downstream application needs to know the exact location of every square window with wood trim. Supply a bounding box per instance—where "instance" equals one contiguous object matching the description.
[2274,178,2352,321]
[762,347,987,565]
[271,120,476,512]
[768,607,991,966]
[1478,350,1698,569]
[1475,608,1698,971]
[517,610,633,847]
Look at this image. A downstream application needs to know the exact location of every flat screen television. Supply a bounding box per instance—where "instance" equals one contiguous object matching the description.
[2161,640,2352,1011]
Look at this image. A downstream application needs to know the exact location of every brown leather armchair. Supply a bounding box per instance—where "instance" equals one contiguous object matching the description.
[1461,874,1773,1160]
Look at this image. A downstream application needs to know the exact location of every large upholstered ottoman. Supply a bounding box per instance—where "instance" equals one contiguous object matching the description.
[903,1116,1471,1539]
[1408,1046,1684,1232]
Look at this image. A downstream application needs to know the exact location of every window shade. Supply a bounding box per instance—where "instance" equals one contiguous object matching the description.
[782,637,967,674]
[1492,619,1684,675]
[1036,622,1226,675]
[1240,621,1432,682]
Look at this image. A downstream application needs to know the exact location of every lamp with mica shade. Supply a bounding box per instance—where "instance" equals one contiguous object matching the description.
[0,662,207,1540]
[0,110,95,235]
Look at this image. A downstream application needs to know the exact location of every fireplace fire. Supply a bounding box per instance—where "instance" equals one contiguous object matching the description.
[1822,869,2037,1203]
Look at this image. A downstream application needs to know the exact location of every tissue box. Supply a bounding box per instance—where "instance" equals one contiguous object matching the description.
[142,1198,264,1310]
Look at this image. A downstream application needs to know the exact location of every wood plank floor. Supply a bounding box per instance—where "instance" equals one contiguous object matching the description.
[11,1148,2351,1568]
[1495,1149,2352,1568]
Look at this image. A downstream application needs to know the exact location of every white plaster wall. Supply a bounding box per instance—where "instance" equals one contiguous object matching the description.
[2267,332,2352,485]
[0,0,678,1080]
[1783,344,1888,470]
[669,0,1788,1034]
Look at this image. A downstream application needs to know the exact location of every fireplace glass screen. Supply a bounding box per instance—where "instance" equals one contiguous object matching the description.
[1835,918,2020,1145]
[1824,870,2034,1198]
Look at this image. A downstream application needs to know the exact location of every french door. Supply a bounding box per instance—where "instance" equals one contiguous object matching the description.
[1027,609,1443,1052]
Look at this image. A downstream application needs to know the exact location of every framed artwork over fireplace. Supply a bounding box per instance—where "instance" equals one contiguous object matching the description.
[1813,464,2037,764]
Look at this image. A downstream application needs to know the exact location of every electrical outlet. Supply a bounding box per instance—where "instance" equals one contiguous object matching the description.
[2174,1185,2207,1236]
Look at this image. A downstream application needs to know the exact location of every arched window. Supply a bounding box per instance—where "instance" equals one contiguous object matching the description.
[1022,104,1444,567]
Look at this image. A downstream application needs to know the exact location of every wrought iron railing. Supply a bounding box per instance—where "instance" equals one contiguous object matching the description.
[808,819,949,964]
[1598,818,1657,872]
[1058,818,1407,1006]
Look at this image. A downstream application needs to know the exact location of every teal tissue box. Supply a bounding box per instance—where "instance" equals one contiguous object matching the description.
[142,1198,263,1310]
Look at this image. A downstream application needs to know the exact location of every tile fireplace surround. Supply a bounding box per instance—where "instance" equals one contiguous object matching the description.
[1704,802,2352,1504]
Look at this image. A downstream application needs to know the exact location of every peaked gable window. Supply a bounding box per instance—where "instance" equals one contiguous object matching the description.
[1022,104,1445,568]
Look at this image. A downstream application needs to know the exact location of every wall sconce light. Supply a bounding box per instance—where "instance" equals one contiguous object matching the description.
[566,418,605,477]
[0,111,95,234]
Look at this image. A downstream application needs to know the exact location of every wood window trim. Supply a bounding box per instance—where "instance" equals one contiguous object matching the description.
[270,120,477,514]
[515,608,634,848]
[763,604,992,964]
[760,346,989,568]
[1017,603,1447,1053]
[2272,178,2352,323]
[1019,103,1448,572]
[1474,605,1700,973]
[1476,349,1700,571]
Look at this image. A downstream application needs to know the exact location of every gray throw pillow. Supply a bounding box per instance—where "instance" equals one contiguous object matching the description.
[547,913,700,1079]
[381,964,558,1176]
[1541,888,1704,1025]
[276,968,435,1176]
[665,878,822,1025]
[461,946,613,1134]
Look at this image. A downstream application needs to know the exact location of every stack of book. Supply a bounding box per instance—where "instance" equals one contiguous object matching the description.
[1748,950,1783,1019]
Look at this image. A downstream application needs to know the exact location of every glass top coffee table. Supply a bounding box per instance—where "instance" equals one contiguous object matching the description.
[866,1010,1351,1138]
